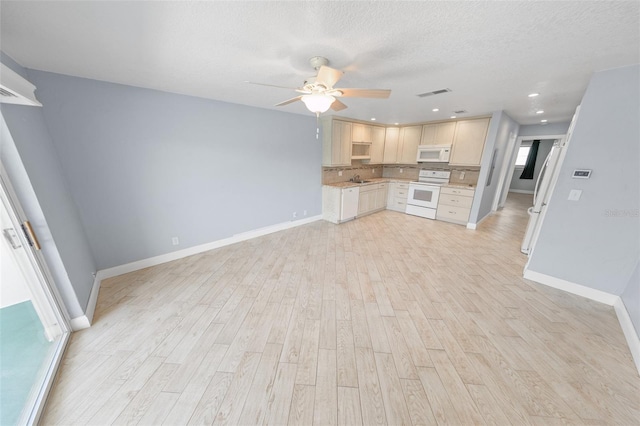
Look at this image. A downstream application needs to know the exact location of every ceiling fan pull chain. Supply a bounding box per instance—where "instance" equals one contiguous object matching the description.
[316,113,320,139]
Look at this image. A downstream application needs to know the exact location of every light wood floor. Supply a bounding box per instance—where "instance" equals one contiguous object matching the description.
[43,193,639,425]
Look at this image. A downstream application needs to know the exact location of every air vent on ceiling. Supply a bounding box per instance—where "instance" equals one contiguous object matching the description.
[0,87,18,98]
[0,63,42,107]
[417,88,451,98]
[453,109,467,114]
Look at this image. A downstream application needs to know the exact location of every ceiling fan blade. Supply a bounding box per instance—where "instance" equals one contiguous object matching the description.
[246,81,299,90]
[335,88,391,99]
[316,66,343,88]
[275,96,302,107]
[331,99,348,111]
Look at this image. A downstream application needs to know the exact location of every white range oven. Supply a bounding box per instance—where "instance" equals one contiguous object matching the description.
[406,170,451,219]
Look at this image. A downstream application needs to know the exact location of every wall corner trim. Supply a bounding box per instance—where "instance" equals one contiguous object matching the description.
[467,210,491,230]
[96,215,323,281]
[523,269,619,305]
[614,298,640,376]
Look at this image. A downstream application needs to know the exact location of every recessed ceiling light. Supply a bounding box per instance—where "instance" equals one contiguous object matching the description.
[432,108,439,112]
[536,110,544,114]
[394,122,399,125]
[371,118,376,121]
[450,115,456,119]
[541,119,548,123]
[528,93,539,97]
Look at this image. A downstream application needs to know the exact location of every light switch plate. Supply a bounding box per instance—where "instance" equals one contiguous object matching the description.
[568,189,582,201]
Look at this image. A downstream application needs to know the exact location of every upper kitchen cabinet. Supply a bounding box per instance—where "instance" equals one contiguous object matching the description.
[322,118,352,166]
[351,123,373,143]
[398,125,422,164]
[370,126,386,164]
[449,118,490,166]
[421,122,456,146]
[382,127,400,164]
[383,125,421,164]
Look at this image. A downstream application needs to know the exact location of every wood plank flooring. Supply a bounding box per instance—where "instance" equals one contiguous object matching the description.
[42,193,640,425]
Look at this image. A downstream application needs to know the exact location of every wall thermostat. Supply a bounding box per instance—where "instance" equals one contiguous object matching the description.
[572,169,592,179]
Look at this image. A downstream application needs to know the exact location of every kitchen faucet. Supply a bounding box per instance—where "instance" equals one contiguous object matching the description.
[351,174,360,182]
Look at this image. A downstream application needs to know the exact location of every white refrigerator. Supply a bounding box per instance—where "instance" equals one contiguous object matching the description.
[521,106,581,255]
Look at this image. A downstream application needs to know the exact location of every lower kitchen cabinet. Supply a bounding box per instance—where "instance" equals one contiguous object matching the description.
[322,185,361,224]
[358,183,387,216]
[386,181,409,212]
[436,186,475,225]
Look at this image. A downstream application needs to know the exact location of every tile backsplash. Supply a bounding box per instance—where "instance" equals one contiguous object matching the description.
[322,164,384,184]
[323,164,480,186]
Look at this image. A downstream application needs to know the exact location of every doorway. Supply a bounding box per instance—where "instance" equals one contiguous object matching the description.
[0,164,70,425]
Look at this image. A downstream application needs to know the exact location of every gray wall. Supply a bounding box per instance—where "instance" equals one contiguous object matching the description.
[2,53,96,318]
[621,260,639,337]
[27,70,321,270]
[509,139,554,193]
[519,121,570,137]
[528,64,639,297]
[469,110,520,224]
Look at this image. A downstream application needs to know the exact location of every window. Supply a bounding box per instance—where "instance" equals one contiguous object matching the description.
[515,146,531,166]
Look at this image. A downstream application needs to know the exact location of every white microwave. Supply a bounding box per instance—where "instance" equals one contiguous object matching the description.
[416,144,451,163]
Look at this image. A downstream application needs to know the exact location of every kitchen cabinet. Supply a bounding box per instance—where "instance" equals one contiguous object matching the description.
[398,126,422,164]
[352,123,373,143]
[449,118,490,166]
[436,186,475,225]
[382,127,400,164]
[421,122,456,146]
[370,126,386,164]
[383,125,421,164]
[322,185,360,224]
[358,183,388,216]
[321,118,352,166]
[386,181,409,212]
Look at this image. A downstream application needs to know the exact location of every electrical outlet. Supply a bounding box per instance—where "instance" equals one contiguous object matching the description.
[338,171,343,176]
[172,237,179,245]
[372,169,375,174]
[400,168,403,173]
[460,171,465,179]
[292,212,297,218]
[303,210,307,216]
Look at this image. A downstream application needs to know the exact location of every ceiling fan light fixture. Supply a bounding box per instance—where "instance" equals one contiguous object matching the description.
[301,94,335,114]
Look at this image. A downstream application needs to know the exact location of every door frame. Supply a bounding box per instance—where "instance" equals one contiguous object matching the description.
[1,162,71,425]
[493,133,567,211]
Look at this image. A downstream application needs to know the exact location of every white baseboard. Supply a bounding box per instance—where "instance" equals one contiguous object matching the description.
[523,269,619,305]
[524,268,639,375]
[614,298,640,375]
[97,215,323,280]
[467,211,491,230]
[509,189,535,194]
[69,315,91,331]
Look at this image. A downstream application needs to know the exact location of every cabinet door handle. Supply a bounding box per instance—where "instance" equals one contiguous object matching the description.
[449,211,456,214]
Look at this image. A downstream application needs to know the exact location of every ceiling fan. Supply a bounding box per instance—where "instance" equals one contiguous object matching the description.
[247,56,391,115]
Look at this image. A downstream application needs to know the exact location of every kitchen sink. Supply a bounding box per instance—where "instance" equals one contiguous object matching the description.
[351,180,372,184]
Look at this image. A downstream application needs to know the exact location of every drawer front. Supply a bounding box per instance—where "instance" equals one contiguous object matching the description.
[441,187,475,197]
[395,189,408,198]
[396,183,410,190]
[389,198,407,211]
[438,194,473,209]
[437,205,471,223]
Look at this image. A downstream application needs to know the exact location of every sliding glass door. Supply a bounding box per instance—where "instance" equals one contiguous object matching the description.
[0,165,70,425]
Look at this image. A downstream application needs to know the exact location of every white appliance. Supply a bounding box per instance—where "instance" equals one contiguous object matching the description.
[341,186,360,221]
[416,145,451,163]
[406,170,451,219]
[521,106,580,255]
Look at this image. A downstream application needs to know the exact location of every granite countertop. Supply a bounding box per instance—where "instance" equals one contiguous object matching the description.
[324,177,414,188]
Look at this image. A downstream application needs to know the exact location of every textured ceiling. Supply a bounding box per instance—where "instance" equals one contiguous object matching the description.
[1,1,638,125]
